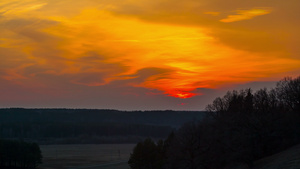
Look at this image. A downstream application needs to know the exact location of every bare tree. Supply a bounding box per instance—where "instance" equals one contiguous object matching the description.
[276,76,300,112]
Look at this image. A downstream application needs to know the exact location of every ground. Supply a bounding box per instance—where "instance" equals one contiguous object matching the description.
[253,144,300,169]
[39,144,135,169]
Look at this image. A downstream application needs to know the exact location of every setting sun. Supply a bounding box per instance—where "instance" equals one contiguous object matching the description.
[1,0,300,109]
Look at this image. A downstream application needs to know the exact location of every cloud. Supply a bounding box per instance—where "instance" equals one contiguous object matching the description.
[220,8,272,23]
[2,5,300,98]
[1,0,300,109]
[204,12,220,16]
[0,1,47,17]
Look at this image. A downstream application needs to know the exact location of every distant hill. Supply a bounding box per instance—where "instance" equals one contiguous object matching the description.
[0,108,204,144]
[0,108,204,127]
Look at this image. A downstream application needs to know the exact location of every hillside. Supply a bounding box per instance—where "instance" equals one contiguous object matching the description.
[253,143,300,169]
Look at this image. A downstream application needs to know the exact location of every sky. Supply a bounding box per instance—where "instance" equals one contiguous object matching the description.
[0,0,300,110]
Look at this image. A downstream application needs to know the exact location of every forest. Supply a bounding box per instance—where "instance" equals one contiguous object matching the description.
[128,76,300,169]
[0,109,203,144]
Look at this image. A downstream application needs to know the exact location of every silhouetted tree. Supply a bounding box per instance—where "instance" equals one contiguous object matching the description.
[166,122,213,169]
[0,139,42,169]
[166,76,300,169]
[276,76,300,112]
[128,138,164,169]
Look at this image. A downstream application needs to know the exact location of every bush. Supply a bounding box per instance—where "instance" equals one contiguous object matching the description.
[0,139,42,169]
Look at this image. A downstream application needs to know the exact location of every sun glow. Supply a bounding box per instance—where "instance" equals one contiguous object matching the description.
[1,0,300,102]
[168,91,198,99]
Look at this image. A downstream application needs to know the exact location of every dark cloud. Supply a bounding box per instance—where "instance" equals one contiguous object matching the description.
[79,51,107,62]
[0,48,29,68]
[118,67,174,84]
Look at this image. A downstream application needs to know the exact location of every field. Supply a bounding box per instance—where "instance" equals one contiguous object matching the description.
[39,144,135,169]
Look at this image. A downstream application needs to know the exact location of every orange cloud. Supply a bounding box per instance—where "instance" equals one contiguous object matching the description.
[204,12,220,16]
[0,1,47,17]
[1,1,300,100]
[220,8,272,23]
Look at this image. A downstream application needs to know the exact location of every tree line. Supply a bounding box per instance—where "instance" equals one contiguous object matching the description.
[0,122,173,144]
[0,110,203,144]
[0,139,42,169]
[129,76,300,169]
[0,109,203,128]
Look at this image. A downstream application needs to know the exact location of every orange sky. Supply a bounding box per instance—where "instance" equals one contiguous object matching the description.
[0,0,299,109]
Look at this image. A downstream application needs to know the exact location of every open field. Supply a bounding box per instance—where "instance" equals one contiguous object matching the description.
[39,144,135,169]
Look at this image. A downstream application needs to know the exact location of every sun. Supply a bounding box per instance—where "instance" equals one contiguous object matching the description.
[167,90,197,99]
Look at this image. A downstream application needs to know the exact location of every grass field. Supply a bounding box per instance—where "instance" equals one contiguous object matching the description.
[39,144,135,169]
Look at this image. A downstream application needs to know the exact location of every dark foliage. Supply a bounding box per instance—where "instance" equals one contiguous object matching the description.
[0,139,42,169]
[129,76,300,169]
[128,134,174,169]
[0,109,203,127]
[0,110,203,144]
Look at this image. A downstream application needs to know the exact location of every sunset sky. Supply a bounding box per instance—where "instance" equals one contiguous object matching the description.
[1,0,300,110]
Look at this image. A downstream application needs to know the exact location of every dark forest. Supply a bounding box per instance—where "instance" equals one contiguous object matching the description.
[0,109,203,144]
[129,76,300,169]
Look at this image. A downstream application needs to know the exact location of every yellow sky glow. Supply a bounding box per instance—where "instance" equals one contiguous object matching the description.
[220,8,272,23]
[1,0,300,100]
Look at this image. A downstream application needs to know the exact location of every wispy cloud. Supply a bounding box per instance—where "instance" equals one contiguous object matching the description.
[220,8,271,23]
[204,12,220,16]
[0,1,47,17]
[1,0,300,105]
